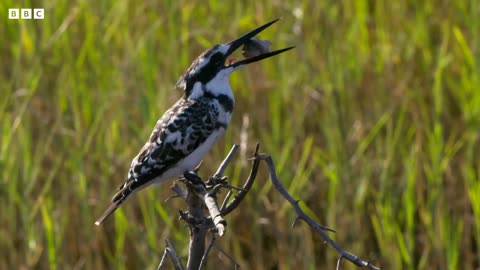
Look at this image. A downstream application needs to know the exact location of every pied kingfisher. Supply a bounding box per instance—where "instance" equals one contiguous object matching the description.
[95,19,293,225]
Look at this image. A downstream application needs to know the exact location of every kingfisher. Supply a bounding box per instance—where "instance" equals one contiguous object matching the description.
[95,19,293,225]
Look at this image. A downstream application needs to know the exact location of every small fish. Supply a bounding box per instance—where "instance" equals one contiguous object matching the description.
[242,37,272,58]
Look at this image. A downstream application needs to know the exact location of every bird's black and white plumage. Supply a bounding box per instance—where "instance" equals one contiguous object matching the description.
[95,19,293,225]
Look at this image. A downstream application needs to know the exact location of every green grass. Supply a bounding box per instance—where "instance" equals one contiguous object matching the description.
[1,0,480,269]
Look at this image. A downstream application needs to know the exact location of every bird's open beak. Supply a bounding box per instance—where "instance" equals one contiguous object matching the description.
[225,18,294,68]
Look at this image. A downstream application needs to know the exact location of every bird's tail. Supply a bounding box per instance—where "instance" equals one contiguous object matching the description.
[95,182,133,226]
[94,201,122,226]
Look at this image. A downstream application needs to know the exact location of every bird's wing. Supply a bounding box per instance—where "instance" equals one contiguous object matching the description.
[95,98,221,225]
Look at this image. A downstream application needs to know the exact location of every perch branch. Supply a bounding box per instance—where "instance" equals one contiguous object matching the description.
[183,171,227,236]
[184,175,206,270]
[157,144,263,270]
[259,154,381,270]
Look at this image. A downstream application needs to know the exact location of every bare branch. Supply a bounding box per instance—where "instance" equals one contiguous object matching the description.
[220,189,234,212]
[258,154,381,270]
[184,176,206,270]
[213,144,240,179]
[157,249,168,270]
[184,172,226,236]
[157,239,184,270]
[212,241,240,269]
[157,144,260,270]
[337,256,344,270]
[199,232,216,270]
[205,193,226,236]
[198,231,240,270]
[221,143,260,216]
[181,145,245,269]
[157,144,380,270]
[168,181,188,202]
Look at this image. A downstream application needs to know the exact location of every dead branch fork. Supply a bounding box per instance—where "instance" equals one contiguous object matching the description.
[157,144,380,270]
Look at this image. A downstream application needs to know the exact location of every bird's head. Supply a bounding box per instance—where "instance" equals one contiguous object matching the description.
[176,19,294,98]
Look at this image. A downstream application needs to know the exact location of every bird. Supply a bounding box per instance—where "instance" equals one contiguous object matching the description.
[95,19,293,225]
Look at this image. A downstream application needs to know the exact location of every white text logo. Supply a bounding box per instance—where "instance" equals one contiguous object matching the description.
[9,9,44,19]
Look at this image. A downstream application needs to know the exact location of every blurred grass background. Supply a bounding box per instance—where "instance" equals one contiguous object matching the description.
[1,0,479,269]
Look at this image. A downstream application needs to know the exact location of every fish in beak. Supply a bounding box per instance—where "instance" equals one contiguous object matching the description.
[223,18,295,69]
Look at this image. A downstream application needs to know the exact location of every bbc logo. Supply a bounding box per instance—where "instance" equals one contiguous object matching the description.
[9,8,44,19]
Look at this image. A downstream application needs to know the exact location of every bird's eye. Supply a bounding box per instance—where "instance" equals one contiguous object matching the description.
[211,54,223,66]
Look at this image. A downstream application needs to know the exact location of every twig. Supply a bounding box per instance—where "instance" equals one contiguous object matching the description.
[156,239,184,270]
[167,181,188,202]
[157,249,168,270]
[198,232,216,270]
[221,143,260,216]
[337,256,344,270]
[259,154,381,270]
[213,144,239,179]
[220,189,234,212]
[212,241,240,269]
